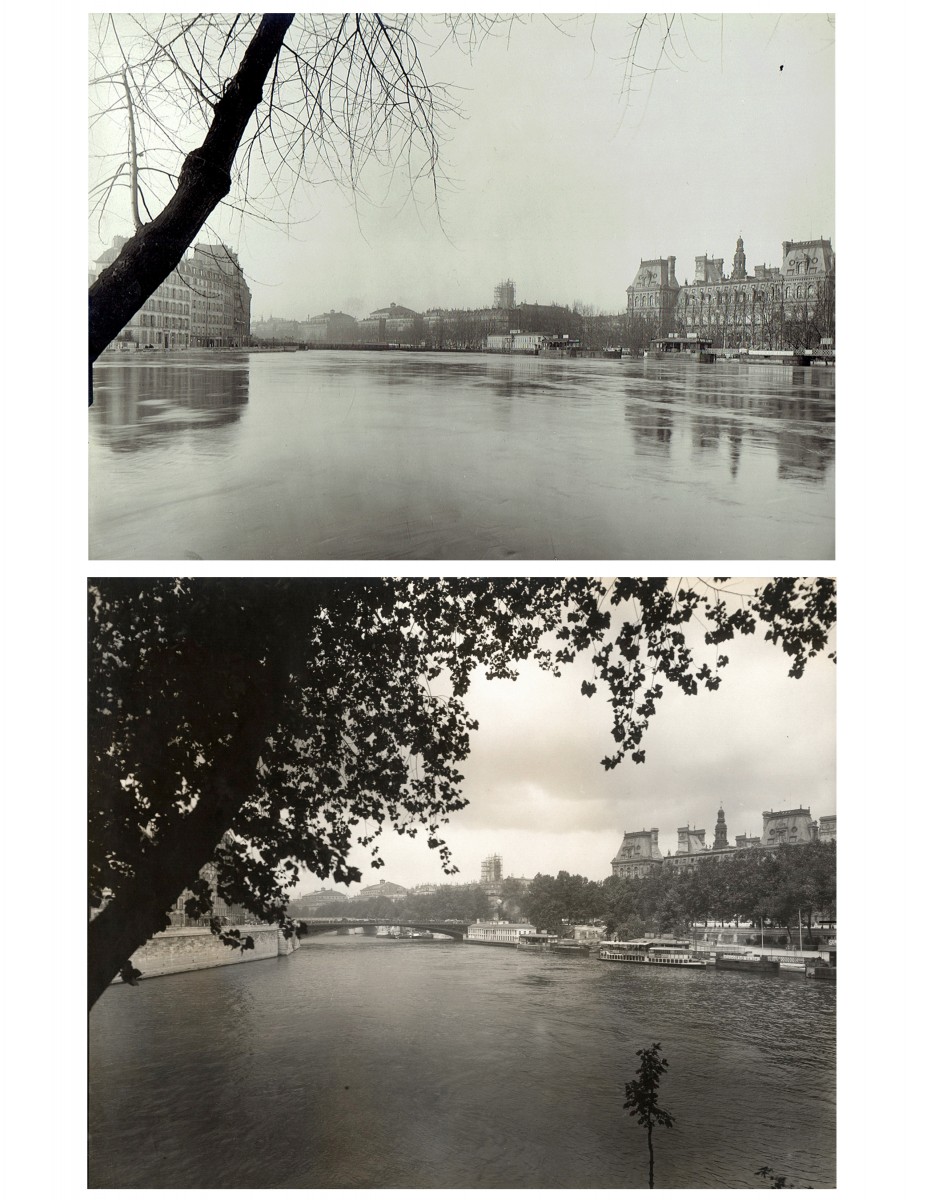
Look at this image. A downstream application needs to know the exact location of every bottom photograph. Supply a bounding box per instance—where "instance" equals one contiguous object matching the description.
[88,577,836,1189]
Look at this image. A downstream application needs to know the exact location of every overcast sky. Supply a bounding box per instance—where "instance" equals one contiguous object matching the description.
[89,12,834,322]
[296,578,836,896]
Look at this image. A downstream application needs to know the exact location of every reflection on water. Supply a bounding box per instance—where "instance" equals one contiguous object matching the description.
[89,350,834,559]
[89,939,835,1189]
[91,354,250,453]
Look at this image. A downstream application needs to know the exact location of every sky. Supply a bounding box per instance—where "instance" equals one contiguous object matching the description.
[294,578,836,896]
[88,12,835,323]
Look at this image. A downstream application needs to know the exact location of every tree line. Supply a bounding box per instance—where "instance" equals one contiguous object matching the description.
[294,842,836,944]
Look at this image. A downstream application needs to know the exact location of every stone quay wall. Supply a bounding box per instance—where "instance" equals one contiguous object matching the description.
[116,926,299,984]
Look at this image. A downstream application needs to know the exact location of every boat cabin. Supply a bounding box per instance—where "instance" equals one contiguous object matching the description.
[650,336,714,355]
[517,932,559,949]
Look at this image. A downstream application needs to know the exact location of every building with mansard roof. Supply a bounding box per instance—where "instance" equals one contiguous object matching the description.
[610,829,663,879]
[627,235,835,351]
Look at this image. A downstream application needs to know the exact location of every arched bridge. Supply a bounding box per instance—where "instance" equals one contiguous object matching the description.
[295,918,468,941]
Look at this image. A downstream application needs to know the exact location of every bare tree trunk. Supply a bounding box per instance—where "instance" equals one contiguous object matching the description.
[88,14,294,379]
[648,1124,654,1189]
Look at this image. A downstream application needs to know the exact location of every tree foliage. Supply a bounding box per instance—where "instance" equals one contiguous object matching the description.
[600,842,836,939]
[304,883,491,924]
[522,871,602,932]
[88,576,834,1008]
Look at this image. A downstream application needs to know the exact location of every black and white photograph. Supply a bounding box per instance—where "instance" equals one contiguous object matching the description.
[88,576,836,1189]
[88,13,835,561]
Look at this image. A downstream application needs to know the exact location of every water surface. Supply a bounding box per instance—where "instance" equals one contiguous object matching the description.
[89,350,835,560]
[89,937,835,1188]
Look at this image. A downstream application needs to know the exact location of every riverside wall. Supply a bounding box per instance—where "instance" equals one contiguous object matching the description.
[115,926,299,984]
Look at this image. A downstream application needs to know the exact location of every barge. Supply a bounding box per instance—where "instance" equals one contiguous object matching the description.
[714,952,780,974]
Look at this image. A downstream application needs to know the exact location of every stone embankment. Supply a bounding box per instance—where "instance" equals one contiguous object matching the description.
[114,926,299,984]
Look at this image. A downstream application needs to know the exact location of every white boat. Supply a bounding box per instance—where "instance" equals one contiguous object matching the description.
[598,938,706,969]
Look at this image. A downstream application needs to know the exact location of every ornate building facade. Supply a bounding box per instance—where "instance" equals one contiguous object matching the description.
[627,236,835,350]
[610,829,663,879]
[613,806,835,877]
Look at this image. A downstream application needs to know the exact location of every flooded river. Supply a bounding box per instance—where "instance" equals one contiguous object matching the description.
[89,350,834,560]
[89,936,835,1188]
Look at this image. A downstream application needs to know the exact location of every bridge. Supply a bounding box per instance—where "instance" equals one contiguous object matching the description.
[295,918,469,941]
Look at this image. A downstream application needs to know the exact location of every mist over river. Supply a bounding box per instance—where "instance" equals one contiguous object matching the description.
[89,351,834,560]
[89,937,835,1188]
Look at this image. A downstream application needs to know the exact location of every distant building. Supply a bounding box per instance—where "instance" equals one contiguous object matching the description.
[493,279,516,309]
[480,855,503,887]
[627,235,835,350]
[92,236,192,350]
[657,805,834,872]
[713,807,729,849]
[358,302,422,343]
[170,848,254,928]
[92,236,251,350]
[358,879,408,898]
[762,806,817,847]
[251,315,302,342]
[467,920,533,945]
[183,243,251,347]
[610,829,663,879]
[304,310,359,344]
[288,888,349,916]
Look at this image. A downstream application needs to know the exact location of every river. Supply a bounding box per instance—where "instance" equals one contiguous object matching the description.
[89,350,834,560]
[89,937,835,1188]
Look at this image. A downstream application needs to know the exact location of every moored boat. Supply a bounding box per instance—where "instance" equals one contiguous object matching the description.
[551,940,591,956]
[598,938,706,969]
[714,952,780,974]
[516,932,559,951]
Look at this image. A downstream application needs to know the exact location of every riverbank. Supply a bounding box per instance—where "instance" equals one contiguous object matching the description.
[113,925,299,984]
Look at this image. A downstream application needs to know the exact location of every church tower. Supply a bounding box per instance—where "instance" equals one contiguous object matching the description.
[732,236,747,281]
[714,806,729,849]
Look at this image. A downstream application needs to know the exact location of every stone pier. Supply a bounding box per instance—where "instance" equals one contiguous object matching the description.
[114,926,299,984]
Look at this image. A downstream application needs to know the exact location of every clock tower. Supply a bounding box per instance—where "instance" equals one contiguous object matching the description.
[713,806,729,849]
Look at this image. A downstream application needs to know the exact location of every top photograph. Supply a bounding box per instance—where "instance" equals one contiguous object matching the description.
[88,13,835,562]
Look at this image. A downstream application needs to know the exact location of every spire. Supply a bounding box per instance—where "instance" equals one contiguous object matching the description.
[732,236,747,281]
[714,806,729,849]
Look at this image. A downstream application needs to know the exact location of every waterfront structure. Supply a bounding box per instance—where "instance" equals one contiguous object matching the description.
[610,829,663,879]
[627,235,835,350]
[467,920,534,945]
[93,236,251,349]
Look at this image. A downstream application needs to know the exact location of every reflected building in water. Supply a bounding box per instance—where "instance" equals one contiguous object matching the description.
[91,357,250,452]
